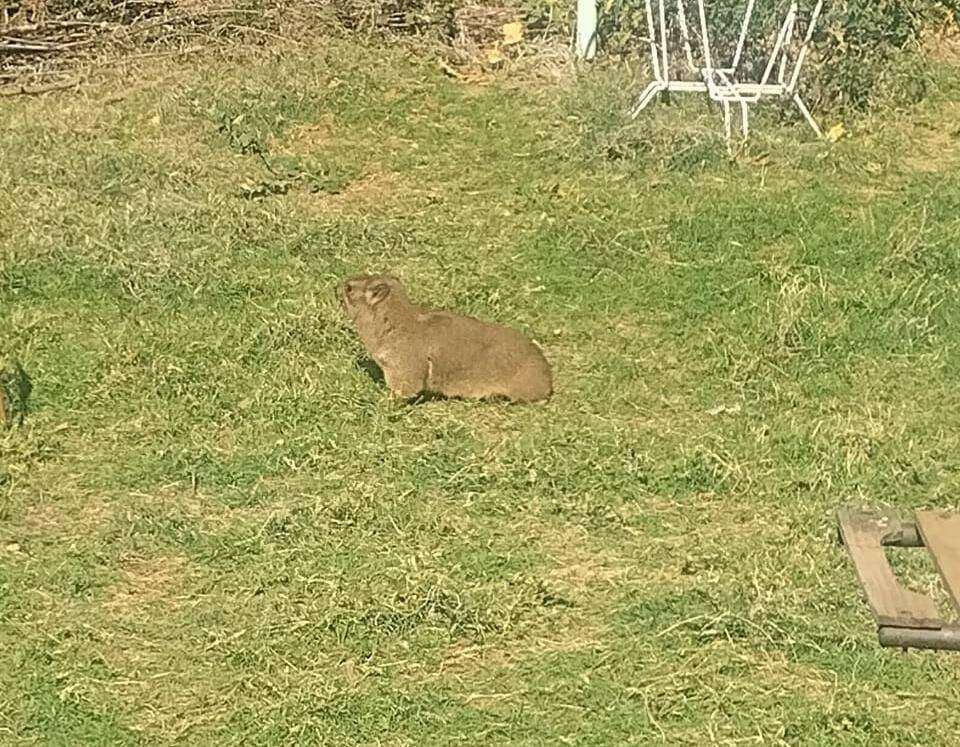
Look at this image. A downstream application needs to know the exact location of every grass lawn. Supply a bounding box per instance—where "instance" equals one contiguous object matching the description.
[2,35,960,744]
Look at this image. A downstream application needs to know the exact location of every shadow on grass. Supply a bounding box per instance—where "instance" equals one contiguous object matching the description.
[355,356,385,386]
[354,357,509,405]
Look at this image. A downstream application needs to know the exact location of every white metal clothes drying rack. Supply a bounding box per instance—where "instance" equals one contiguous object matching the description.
[631,0,824,145]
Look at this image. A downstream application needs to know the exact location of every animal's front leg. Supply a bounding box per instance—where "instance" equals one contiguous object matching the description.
[383,362,427,400]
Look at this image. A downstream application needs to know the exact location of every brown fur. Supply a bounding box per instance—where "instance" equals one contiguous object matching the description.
[339,274,553,403]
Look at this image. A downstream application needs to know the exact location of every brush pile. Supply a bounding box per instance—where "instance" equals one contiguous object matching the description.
[0,0,283,88]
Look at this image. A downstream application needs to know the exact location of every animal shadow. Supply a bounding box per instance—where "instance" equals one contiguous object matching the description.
[354,357,447,405]
[353,357,514,406]
[355,357,385,386]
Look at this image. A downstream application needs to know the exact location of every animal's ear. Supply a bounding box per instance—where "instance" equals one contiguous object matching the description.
[366,281,391,305]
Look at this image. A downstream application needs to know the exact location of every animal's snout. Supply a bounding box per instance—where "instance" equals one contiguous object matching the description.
[337,280,351,308]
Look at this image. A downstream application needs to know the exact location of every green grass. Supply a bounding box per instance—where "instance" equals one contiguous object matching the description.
[2,39,960,744]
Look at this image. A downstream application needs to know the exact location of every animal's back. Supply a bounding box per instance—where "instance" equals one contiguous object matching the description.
[419,309,552,401]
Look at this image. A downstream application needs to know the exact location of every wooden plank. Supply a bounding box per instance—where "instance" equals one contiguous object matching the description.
[835,506,923,547]
[916,510,960,612]
[837,507,942,629]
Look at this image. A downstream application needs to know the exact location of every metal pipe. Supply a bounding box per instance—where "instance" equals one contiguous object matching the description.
[644,0,663,82]
[722,100,732,153]
[879,626,960,652]
[793,94,821,137]
[676,0,696,70]
[658,0,669,82]
[638,81,806,95]
[760,1,796,86]
[730,0,755,73]
[778,1,795,85]
[631,81,668,116]
[788,0,824,93]
[696,0,714,76]
[880,522,923,548]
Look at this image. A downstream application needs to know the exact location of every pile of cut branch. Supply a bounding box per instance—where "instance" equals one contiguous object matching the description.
[0,0,285,91]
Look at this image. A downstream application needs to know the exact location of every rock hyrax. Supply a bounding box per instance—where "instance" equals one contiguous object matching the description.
[340,274,552,403]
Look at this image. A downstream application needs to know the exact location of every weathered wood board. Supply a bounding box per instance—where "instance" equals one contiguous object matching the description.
[837,507,941,630]
[915,510,960,613]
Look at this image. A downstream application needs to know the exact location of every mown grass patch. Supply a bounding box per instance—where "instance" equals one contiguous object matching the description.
[2,38,959,744]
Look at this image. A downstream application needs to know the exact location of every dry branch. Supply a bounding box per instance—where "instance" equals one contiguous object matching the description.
[0,1,288,88]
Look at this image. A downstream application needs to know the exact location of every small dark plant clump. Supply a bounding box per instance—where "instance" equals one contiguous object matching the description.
[214,112,353,200]
[0,357,31,428]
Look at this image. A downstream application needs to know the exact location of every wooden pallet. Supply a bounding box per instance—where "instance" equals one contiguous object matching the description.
[837,507,960,651]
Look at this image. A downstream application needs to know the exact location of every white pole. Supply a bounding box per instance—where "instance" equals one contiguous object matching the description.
[787,0,825,94]
[658,0,669,82]
[676,0,696,71]
[760,2,797,86]
[644,0,662,80]
[576,0,598,60]
[696,0,714,74]
[731,0,756,72]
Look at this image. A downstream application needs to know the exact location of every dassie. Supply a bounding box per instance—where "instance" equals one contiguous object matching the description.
[340,274,552,403]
